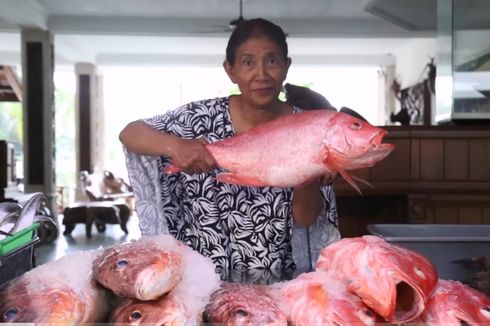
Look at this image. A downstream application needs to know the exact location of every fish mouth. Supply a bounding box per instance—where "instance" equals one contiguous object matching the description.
[370,129,395,153]
[392,280,425,322]
[135,268,179,301]
[370,130,387,146]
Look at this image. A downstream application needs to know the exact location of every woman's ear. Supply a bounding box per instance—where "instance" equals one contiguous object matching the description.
[223,60,237,84]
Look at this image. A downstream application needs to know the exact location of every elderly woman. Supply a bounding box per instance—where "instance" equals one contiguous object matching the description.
[120,18,340,278]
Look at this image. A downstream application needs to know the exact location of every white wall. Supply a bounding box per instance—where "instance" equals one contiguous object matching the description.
[393,38,436,89]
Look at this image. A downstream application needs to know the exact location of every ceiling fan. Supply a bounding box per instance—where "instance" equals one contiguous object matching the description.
[198,0,246,34]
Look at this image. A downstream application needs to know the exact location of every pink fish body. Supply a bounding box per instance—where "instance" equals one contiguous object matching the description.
[0,249,110,324]
[415,279,490,325]
[315,235,438,323]
[278,271,378,325]
[165,110,394,193]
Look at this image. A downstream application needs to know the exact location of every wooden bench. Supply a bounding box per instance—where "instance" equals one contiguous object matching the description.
[62,170,133,238]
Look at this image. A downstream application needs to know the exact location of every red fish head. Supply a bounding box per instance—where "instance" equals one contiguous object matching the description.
[0,284,85,323]
[281,271,378,325]
[323,112,395,170]
[417,279,490,324]
[111,295,197,326]
[93,243,183,301]
[204,283,288,325]
[316,236,438,323]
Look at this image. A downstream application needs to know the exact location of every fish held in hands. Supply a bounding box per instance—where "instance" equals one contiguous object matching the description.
[315,235,438,323]
[164,110,394,194]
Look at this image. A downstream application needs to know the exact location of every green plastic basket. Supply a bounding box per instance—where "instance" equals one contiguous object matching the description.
[0,223,40,256]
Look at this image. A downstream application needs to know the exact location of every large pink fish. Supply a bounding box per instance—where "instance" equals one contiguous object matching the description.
[204,282,287,325]
[278,271,378,325]
[93,234,220,301]
[0,249,111,324]
[315,236,438,323]
[415,279,490,325]
[165,110,394,193]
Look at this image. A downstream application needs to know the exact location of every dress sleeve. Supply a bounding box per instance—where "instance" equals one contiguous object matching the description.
[291,183,340,273]
[141,103,196,138]
[122,103,198,236]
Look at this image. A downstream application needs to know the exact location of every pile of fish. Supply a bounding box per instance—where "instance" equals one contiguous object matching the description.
[0,233,488,325]
[0,234,221,324]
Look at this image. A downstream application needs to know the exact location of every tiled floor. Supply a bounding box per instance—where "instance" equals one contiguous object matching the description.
[35,213,142,265]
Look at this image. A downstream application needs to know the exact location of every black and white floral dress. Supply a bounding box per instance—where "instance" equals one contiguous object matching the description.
[124,96,340,277]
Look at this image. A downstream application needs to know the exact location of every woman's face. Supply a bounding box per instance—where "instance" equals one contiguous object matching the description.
[225,36,291,108]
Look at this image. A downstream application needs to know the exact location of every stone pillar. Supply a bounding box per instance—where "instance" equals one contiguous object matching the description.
[74,63,104,201]
[21,29,56,210]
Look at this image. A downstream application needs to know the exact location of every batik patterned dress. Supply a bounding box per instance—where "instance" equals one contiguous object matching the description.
[124,96,340,277]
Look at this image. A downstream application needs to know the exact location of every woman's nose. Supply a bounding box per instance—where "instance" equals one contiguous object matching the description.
[254,62,269,80]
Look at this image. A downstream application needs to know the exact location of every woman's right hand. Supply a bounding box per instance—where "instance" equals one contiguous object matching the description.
[166,138,217,174]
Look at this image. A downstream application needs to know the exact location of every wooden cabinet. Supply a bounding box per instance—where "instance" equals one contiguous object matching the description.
[334,126,490,237]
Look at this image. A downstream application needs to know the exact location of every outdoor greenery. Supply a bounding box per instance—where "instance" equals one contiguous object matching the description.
[0,85,76,189]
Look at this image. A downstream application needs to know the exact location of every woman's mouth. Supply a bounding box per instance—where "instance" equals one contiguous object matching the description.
[253,87,273,96]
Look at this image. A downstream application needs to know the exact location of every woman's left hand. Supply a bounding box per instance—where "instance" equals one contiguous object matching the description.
[292,178,324,226]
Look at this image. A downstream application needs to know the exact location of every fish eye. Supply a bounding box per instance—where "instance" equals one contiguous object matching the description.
[235,308,248,317]
[350,121,362,130]
[130,311,142,320]
[116,259,129,268]
[364,309,374,317]
[3,307,19,320]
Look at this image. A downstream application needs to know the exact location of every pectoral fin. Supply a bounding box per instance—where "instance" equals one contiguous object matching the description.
[215,173,267,187]
[324,157,362,195]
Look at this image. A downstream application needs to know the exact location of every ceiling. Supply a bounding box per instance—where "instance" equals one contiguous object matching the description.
[0,0,439,67]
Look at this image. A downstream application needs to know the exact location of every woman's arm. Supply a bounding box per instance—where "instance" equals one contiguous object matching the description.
[119,120,216,173]
[291,179,324,226]
[119,120,180,156]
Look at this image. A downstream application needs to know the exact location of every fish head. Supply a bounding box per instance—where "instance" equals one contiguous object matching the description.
[93,244,184,301]
[111,296,197,326]
[204,283,287,325]
[0,285,85,323]
[316,236,438,323]
[420,280,490,324]
[282,271,378,325]
[323,112,395,170]
[350,236,438,322]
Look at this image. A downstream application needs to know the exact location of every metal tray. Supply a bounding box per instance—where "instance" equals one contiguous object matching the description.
[367,224,490,282]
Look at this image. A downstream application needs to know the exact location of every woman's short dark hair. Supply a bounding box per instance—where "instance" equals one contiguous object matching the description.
[225,18,288,65]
